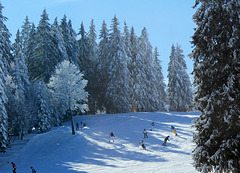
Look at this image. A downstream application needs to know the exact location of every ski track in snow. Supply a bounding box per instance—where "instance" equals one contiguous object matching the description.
[0,111,200,173]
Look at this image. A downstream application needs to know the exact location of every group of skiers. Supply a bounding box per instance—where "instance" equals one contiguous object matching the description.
[76,121,87,131]
[141,125,178,149]
[108,124,178,150]
[11,162,36,173]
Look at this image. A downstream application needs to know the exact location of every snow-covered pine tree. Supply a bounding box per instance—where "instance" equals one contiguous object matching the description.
[167,44,192,111]
[51,17,67,63]
[6,30,32,138]
[128,26,145,111]
[34,81,52,133]
[138,27,157,112]
[28,9,59,83]
[86,19,98,114]
[0,54,8,151]
[123,21,131,59]
[191,1,240,172]
[78,22,89,76]
[60,15,79,66]
[0,2,11,151]
[0,2,12,72]
[105,15,130,113]
[152,47,166,110]
[24,23,36,68]
[96,20,109,112]
[20,16,32,53]
[48,60,88,134]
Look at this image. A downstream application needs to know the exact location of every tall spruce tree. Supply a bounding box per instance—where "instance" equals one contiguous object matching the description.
[78,22,89,76]
[96,20,109,112]
[138,27,157,112]
[167,44,192,111]
[128,26,145,111]
[0,2,11,151]
[24,23,36,68]
[7,30,32,138]
[152,47,166,110]
[21,16,32,53]
[86,19,98,114]
[105,15,130,113]
[60,15,79,66]
[51,17,67,63]
[28,9,59,83]
[191,1,240,172]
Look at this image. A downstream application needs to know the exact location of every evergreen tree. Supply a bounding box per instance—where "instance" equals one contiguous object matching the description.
[21,16,32,53]
[60,15,79,66]
[78,22,89,76]
[0,54,8,151]
[51,17,67,63]
[0,2,12,72]
[191,1,240,172]
[96,20,109,112]
[128,26,145,111]
[123,21,131,58]
[24,23,36,68]
[138,27,157,112]
[34,81,52,133]
[167,44,192,111]
[105,15,130,113]
[0,2,11,151]
[152,47,166,110]
[86,19,98,114]
[7,30,32,138]
[28,9,59,83]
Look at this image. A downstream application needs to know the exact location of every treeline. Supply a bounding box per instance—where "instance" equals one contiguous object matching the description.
[0,3,193,151]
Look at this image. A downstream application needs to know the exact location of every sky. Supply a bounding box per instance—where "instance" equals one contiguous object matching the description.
[1,0,196,82]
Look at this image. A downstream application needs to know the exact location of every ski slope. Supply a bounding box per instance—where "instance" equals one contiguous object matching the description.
[0,111,200,173]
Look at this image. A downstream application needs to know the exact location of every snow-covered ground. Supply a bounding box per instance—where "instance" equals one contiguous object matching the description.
[0,111,200,173]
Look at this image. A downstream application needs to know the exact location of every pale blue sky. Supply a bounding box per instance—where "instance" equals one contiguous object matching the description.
[1,0,196,82]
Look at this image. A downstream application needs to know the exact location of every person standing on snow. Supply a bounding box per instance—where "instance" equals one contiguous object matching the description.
[162,136,170,146]
[11,162,16,173]
[171,125,178,136]
[143,129,148,138]
[30,166,36,173]
[76,122,79,131]
[109,132,115,142]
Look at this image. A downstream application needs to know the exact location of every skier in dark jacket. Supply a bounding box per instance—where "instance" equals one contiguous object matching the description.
[162,136,170,146]
[141,143,146,150]
[109,132,115,142]
[11,162,16,173]
[30,166,36,173]
[143,129,148,138]
[76,123,79,131]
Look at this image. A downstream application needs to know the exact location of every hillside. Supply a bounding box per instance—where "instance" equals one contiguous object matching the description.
[0,112,200,173]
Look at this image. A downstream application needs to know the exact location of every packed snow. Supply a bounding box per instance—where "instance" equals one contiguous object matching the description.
[0,111,200,173]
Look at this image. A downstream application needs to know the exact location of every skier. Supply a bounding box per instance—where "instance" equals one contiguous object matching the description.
[30,166,36,173]
[143,129,148,138]
[150,122,154,131]
[139,140,146,150]
[171,125,178,136]
[109,132,115,142]
[11,162,16,173]
[141,143,146,150]
[80,121,83,131]
[76,122,79,131]
[162,136,170,146]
